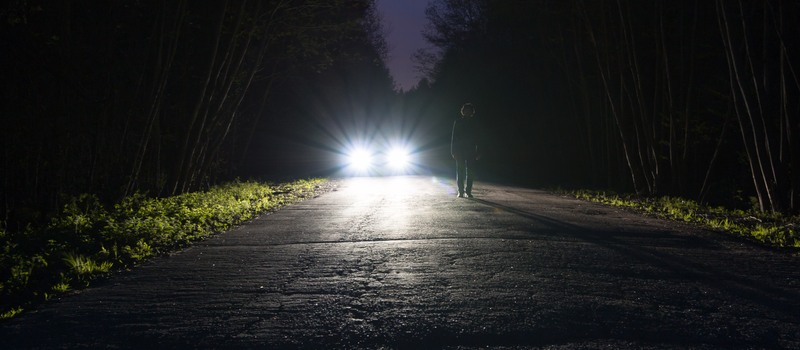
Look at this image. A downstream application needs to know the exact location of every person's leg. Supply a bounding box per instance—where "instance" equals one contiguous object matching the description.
[456,159,466,197]
[465,159,474,197]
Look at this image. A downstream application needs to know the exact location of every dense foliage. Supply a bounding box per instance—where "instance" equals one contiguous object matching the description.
[410,0,799,214]
[0,178,326,319]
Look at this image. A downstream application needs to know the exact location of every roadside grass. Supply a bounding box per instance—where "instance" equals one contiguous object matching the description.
[0,178,327,320]
[561,189,799,250]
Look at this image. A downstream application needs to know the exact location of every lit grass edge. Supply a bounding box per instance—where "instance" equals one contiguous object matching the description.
[559,189,799,250]
[0,178,329,320]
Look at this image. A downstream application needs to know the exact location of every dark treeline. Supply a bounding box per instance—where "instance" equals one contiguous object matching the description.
[1,0,395,230]
[408,0,799,214]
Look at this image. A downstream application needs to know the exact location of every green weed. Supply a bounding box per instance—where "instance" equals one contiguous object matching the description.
[1,307,23,320]
[63,253,113,276]
[51,280,71,294]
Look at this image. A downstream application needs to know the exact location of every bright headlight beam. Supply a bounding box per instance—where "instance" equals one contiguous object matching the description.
[348,148,373,171]
[387,146,411,170]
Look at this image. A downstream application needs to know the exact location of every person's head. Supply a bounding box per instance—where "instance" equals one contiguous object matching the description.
[460,103,475,118]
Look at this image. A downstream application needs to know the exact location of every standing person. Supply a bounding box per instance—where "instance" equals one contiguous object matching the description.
[451,103,481,198]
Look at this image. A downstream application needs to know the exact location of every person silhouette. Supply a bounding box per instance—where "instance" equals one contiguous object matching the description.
[450,103,481,198]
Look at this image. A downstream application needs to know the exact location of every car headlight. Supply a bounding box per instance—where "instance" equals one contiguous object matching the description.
[347,147,373,171]
[387,146,411,170]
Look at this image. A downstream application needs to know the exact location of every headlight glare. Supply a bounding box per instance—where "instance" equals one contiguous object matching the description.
[387,147,411,170]
[348,148,373,171]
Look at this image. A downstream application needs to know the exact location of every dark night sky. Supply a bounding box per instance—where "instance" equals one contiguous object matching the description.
[376,0,430,91]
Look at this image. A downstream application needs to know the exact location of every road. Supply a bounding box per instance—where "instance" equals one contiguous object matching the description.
[2,176,799,349]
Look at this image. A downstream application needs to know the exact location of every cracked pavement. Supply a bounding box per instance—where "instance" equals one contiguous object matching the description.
[1,176,799,349]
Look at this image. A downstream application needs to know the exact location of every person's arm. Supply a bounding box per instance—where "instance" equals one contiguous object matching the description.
[451,120,459,159]
[474,119,482,160]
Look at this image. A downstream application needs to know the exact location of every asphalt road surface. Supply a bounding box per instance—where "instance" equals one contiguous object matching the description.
[2,176,799,349]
